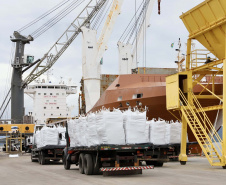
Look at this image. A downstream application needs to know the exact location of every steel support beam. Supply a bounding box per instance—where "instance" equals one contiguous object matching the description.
[186,39,191,70]
[193,71,223,75]
[195,95,223,99]
[188,17,226,39]
[191,59,223,72]
[179,115,188,163]
[223,58,226,165]
[196,104,223,112]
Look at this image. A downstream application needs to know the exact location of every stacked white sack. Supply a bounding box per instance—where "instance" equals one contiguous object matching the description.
[145,121,151,143]
[34,130,41,148]
[165,121,181,144]
[40,127,59,147]
[67,119,76,147]
[73,119,81,146]
[122,112,127,142]
[96,109,125,145]
[125,110,147,144]
[150,119,167,145]
[78,116,88,146]
[57,126,66,145]
[86,113,99,146]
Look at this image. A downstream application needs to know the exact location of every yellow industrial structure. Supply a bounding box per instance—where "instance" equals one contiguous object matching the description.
[0,124,34,153]
[166,0,226,168]
[0,124,34,133]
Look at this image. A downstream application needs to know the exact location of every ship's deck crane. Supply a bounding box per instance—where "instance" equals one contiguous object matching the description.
[82,0,124,112]
[5,0,108,123]
[118,0,155,74]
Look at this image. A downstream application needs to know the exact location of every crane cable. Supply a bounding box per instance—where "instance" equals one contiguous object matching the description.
[118,1,144,44]
[17,0,71,32]
[32,0,84,39]
[1,42,14,119]
[91,0,109,29]
[93,0,113,31]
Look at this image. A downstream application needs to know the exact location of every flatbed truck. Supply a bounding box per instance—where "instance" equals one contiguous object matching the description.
[62,123,195,176]
[31,145,65,165]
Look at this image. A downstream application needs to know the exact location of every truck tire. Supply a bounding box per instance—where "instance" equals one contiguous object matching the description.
[79,153,85,174]
[31,153,37,162]
[146,161,163,167]
[84,154,93,175]
[40,151,46,165]
[38,152,41,164]
[53,159,61,162]
[155,162,164,167]
[64,155,71,170]
[92,155,100,175]
[146,161,155,165]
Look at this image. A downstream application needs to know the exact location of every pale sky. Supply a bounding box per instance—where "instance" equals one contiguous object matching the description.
[0,0,204,119]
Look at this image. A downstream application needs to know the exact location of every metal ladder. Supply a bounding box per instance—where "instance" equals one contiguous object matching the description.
[179,89,223,166]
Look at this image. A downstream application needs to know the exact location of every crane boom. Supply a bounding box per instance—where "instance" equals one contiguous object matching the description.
[22,0,108,87]
[96,0,124,67]
[82,0,124,112]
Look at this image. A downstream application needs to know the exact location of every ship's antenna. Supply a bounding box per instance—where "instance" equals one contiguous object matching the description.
[175,38,185,72]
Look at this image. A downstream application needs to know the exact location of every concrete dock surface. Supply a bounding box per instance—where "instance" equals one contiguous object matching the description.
[0,155,226,185]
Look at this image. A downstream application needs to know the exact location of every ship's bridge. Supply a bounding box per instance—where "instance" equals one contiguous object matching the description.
[25,84,77,95]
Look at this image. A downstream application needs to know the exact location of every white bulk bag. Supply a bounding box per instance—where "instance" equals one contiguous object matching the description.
[125,110,147,144]
[57,126,66,145]
[166,121,182,144]
[34,130,41,148]
[86,113,99,146]
[150,119,167,145]
[40,127,59,147]
[95,109,125,145]
[145,121,151,143]
[78,116,88,146]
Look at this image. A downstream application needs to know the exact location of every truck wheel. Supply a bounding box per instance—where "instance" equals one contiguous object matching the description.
[92,155,100,175]
[79,153,85,174]
[38,152,41,164]
[64,156,71,170]
[146,161,155,165]
[31,154,37,162]
[180,161,186,165]
[84,154,93,175]
[53,159,61,162]
[155,162,164,167]
[40,151,46,165]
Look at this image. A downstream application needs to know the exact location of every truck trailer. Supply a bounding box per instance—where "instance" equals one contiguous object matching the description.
[31,144,65,165]
[62,122,194,176]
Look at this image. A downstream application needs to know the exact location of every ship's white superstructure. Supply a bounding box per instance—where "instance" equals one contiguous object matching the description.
[25,81,77,126]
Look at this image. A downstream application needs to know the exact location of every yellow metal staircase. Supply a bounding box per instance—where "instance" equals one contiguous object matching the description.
[179,89,223,166]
